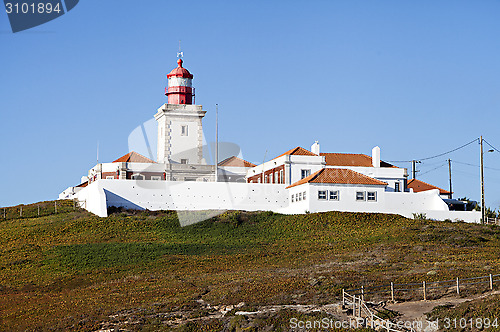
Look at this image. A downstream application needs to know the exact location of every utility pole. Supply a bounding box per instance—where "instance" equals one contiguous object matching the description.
[448,159,452,199]
[411,160,421,179]
[215,104,219,182]
[480,136,485,224]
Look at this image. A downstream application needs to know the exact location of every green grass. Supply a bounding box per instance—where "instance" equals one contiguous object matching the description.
[1,204,500,330]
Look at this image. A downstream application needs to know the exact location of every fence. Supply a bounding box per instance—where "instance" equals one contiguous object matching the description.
[342,290,416,332]
[486,217,500,225]
[344,273,500,303]
[1,199,80,220]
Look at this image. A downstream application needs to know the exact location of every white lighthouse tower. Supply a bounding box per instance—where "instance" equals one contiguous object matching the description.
[155,58,213,181]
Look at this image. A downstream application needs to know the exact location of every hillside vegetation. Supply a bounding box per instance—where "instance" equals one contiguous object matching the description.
[1,201,500,331]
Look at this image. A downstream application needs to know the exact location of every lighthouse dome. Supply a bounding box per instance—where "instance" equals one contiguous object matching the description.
[167,59,193,79]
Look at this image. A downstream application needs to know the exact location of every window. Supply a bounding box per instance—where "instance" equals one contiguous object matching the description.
[180,159,188,164]
[181,125,188,136]
[132,174,144,180]
[301,169,311,179]
[303,191,306,200]
[395,182,400,192]
[291,194,295,202]
[151,176,161,181]
[106,176,114,180]
[274,171,278,183]
[367,192,377,201]
[265,175,268,183]
[280,170,284,184]
[269,173,273,183]
[318,190,327,200]
[298,192,302,201]
[329,190,339,201]
[356,191,365,201]
[258,177,261,183]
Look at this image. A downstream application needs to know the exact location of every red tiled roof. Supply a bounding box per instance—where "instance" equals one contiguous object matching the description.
[218,156,256,167]
[273,147,317,160]
[113,151,156,163]
[76,182,88,188]
[286,168,388,189]
[320,153,397,168]
[407,179,451,195]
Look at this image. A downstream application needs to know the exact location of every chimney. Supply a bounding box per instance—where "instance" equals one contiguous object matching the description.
[372,146,380,167]
[311,141,320,155]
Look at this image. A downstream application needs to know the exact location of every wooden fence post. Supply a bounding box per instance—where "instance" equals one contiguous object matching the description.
[456,277,460,295]
[361,285,364,301]
[352,295,356,317]
[38,205,40,216]
[423,281,426,301]
[54,201,57,213]
[3,207,5,218]
[391,282,394,302]
[20,206,22,217]
[490,274,493,290]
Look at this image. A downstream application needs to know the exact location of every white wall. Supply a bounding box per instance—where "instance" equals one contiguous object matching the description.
[306,183,386,214]
[74,179,480,223]
[76,179,289,219]
[74,181,107,217]
[287,185,311,214]
[300,185,480,223]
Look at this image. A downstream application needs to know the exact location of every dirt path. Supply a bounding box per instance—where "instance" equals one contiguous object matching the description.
[385,290,500,331]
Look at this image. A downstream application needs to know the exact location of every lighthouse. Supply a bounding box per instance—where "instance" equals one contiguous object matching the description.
[165,58,194,104]
[155,57,212,181]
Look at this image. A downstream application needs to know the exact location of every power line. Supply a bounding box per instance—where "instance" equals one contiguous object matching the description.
[483,139,500,154]
[419,162,448,177]
[387,138,479,163]
[419,138,479,161]
[418,160,451,168]
[453,160,500,171]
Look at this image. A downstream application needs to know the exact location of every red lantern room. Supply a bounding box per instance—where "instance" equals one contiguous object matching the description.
[165,58,194,104]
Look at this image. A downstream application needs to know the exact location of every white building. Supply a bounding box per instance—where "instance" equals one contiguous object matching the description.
[59,58,481,223]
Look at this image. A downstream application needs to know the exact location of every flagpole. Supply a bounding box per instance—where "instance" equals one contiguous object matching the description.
[215,104,218,182]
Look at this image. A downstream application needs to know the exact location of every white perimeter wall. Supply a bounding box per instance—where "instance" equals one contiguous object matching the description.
[288,184,480,223]
[77,179,289,218]
[75,180,480,223]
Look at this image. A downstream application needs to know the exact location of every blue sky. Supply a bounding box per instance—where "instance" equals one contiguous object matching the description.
[2,0,500,209]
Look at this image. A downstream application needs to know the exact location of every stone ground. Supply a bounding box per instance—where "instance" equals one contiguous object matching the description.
[385,290,500,331]
[93,290,500,331]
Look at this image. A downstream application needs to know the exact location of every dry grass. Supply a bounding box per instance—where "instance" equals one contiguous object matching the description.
[0,205,500,330]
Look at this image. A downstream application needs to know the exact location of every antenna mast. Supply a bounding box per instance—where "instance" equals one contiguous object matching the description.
[177,40,183,58]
